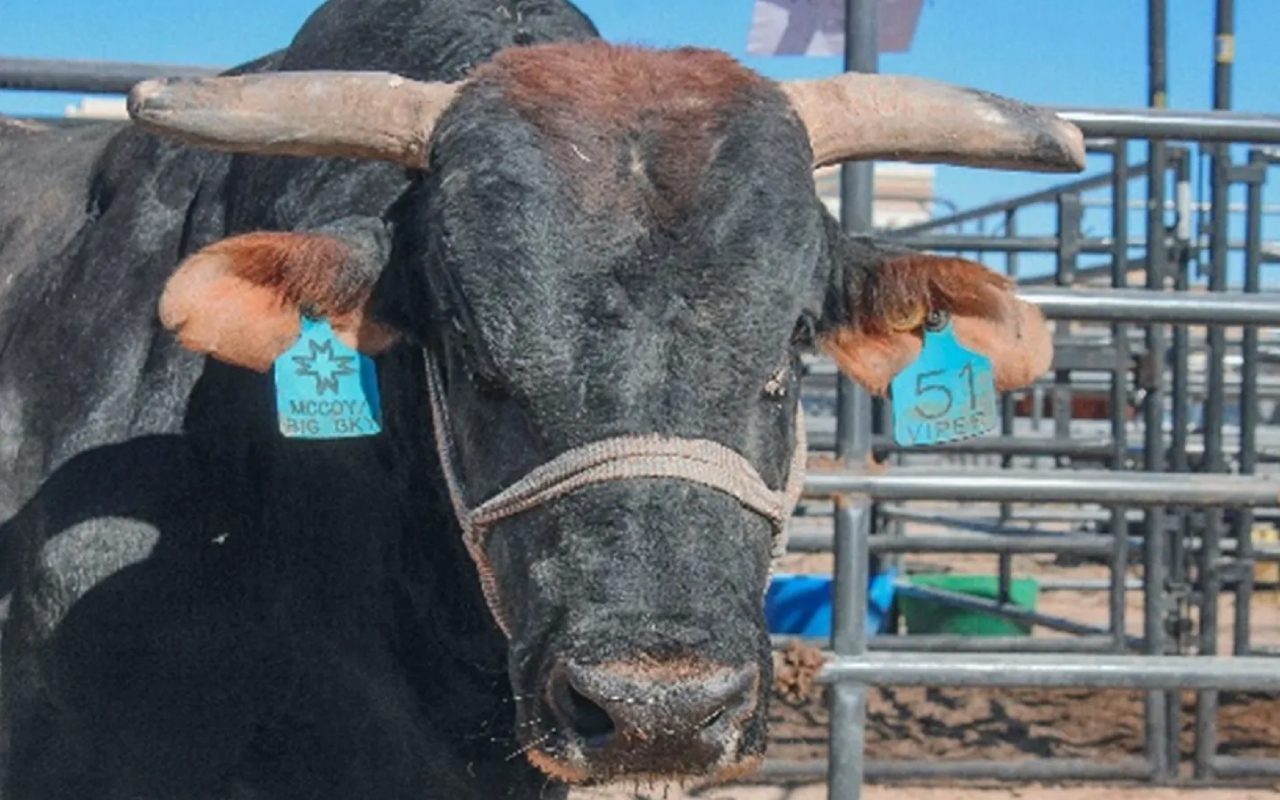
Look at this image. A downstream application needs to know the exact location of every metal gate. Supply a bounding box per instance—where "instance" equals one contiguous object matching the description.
[766,1,1280,796]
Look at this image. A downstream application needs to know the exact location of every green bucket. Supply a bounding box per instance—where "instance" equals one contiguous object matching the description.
[899,573,1040,637]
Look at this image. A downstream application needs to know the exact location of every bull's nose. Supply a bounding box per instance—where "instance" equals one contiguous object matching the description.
[546,659,759,753]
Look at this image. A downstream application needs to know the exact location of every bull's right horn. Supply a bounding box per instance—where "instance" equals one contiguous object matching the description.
[128,71,460,169]
[782,73,1086,173]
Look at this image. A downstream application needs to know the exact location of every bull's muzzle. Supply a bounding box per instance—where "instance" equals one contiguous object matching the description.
[538,659,760,777]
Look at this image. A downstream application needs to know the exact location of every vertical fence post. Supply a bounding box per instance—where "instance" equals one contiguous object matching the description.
[1194,149,1230,780]
[1233,149,1266,660]
[1143,0,1173,781]
[1053,193,1082,456]
[1000,208,1019,492]
[829,1,878,798]
[1168,147,1193,690]
[1195,0,1236,777]
[1109,141,1132,651]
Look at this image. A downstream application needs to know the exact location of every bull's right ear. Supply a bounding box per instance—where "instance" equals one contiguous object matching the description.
[159,220,399,371]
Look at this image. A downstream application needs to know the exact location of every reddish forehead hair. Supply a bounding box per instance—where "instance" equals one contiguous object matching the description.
[477,41,766,127]
[468,42,775,219]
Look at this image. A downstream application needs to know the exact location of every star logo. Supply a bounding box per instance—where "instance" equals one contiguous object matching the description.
[292,337,356,396]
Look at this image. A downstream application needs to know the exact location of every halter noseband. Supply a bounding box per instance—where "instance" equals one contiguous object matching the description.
[424,353,806,636]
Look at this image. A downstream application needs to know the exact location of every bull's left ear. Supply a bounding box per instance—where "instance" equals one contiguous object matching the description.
[159,218,399,371]
[820,239,1052,396]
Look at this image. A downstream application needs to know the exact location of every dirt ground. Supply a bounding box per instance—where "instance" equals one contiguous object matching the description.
[574,526,1280,800]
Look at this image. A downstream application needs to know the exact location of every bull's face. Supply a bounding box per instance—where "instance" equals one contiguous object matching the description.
[395,48,823,779]
[134,41,1077,784]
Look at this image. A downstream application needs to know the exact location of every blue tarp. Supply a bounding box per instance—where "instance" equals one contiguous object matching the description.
[765,570,898,636]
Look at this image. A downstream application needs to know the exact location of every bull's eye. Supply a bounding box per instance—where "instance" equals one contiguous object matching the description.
[763,361,790,399]
[460,354,506,400]
[443,315,506,399]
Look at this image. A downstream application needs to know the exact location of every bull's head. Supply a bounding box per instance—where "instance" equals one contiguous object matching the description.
[130,42,1077,784]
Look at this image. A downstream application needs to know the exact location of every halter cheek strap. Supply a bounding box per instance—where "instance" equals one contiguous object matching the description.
[424,353,807,636]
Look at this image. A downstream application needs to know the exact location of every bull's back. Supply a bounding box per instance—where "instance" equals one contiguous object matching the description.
[0,121,117,300]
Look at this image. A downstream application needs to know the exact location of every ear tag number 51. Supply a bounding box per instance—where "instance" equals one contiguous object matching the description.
[890,318,997,447]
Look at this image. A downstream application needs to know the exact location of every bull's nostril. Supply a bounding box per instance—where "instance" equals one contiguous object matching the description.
[546,659,758,755]
[548,664,618,748]
[565,685,616,747]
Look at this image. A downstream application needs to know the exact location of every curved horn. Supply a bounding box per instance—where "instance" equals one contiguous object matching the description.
[782,74,1085,172]
[128,71,460,169]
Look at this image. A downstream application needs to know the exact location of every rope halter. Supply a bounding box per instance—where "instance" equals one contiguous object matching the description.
[423,353,807,636]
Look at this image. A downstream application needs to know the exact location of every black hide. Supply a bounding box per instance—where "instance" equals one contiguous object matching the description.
[0,1,600,798]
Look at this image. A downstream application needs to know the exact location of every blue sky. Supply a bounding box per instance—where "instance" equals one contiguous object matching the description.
[3,1,1277,282]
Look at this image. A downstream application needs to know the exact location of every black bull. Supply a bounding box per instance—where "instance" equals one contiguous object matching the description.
[0,0,1077,796]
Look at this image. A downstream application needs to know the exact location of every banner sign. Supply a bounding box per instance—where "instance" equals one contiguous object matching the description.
[747,0,924,56]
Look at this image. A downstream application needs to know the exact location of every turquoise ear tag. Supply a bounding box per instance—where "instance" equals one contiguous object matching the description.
[891,313,997,447]
[274,317,383,439]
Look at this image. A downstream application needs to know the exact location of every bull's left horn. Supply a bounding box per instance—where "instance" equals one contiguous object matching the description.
[128,71,460,169]
[782,74,1085,173]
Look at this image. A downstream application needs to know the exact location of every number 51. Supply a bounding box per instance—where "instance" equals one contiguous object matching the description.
[914,363,978,420]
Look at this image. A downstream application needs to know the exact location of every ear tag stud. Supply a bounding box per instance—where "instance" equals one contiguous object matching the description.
[274,317,383,439]
[890,312,997,447]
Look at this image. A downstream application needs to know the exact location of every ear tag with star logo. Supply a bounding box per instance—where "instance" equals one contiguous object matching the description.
[890,312,997,447]
[274,317,383,439]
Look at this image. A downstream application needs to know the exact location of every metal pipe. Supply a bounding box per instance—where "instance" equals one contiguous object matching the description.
[1056,107,1280,144]
[0,56,218,94]
[873,434,1113,458]
[787,530,1121,556]
[829,4,877,796]
[867,634,1121,653]
[1142,37,1173,769]
[999,209,1019,525]
[1018,287,1280,325]
[895,584,1142,645]
[1052,194,1081,509]
[1170,152,1193,477]
[1211,757,1280,779]
[1196,1,1236,777]
[867,535,1120,556]
[891,232,1262,253]
[1043,578,1145,591]
[889,234,1100,252]
[804,469,1279,506]
[881,506,1145,524]
[771,634,1123,654]
[762,758,1153,783]
[1214,0,1235,114]
[820,652,1280,691]
[829,499,869,799]
[1110,139,1133,653]
[1236,150,1268,658]
[890,164,1147,236]
[869,508,1115,539]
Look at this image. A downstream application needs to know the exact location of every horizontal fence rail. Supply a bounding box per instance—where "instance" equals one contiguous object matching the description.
[821,653,1280,691]
[0,57,218,94]
[765,758,1153,783]
[786,532,1123,556]
[803,469,1279,506]
[1021,287,1280,325]
[1057,107,1280,144]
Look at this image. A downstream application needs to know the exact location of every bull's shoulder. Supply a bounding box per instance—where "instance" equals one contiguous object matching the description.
[0,122,119,292]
